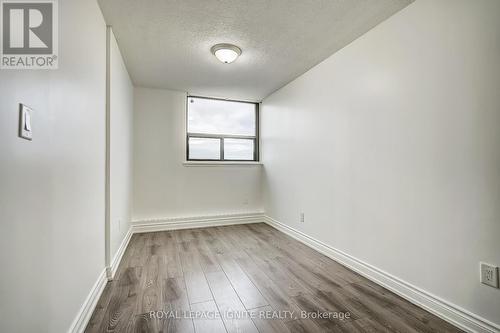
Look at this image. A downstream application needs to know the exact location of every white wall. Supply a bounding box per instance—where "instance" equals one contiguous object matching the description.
[0,1,107,332]
[262,0,500,325]
[133,87,262,221]
[109,30,134,259]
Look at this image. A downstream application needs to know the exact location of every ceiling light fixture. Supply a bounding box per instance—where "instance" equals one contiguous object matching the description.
[211,43,242,64]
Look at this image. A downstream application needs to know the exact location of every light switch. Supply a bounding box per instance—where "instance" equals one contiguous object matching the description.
[25,112,31,131]
[19,104,33,140]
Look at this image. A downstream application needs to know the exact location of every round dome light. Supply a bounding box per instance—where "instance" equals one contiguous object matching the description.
[211,43,242,64]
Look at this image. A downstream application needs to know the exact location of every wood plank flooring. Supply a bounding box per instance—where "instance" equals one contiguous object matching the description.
[85,223,462,333]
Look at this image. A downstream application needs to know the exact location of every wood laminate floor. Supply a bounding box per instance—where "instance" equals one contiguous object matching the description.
[85,223,462,333]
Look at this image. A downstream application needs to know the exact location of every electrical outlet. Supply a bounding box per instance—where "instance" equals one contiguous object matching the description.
[480,262,499,288]
[300,213,305,223]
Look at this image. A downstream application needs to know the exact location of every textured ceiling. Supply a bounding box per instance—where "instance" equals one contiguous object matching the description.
[98,0,414,101]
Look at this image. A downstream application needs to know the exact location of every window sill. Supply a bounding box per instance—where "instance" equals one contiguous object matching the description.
[183,161,263,167]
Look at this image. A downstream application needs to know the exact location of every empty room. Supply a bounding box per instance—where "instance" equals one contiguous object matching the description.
[1,0,499,332]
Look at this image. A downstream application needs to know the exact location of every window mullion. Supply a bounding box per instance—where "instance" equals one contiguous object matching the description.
[220,137,224,161]
[254,137,257,161]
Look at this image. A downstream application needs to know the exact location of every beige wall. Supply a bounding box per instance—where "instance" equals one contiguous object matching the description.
[262,0,500,325]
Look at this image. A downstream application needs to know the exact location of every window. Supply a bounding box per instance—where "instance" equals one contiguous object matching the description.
[187,96,259,162]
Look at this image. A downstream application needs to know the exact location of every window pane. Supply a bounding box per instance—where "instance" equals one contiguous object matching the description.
[188,97,256,136]
[188,137,221,160]
[224,139,254,160]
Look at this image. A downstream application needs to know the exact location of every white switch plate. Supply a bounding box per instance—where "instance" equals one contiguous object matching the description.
[19,104,33,140]
[480,262,499,288]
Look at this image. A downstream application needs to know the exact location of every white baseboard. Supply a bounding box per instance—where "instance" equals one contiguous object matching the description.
[263,215,500,333]
[106,227,133,281]
[68,268,107,333]
[131,212,265,233]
